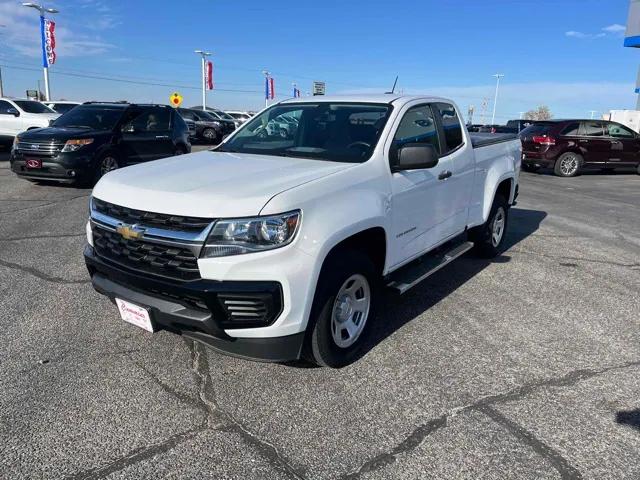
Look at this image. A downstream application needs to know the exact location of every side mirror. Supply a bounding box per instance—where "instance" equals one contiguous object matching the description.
[49,119,55,126]
[6,108,20,117]
[392,143,439,172]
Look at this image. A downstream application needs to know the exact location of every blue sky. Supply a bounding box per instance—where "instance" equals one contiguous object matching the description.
[0,0,636,120]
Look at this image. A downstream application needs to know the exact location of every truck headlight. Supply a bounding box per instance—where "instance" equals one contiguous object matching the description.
[61,138,94,152]
[201,211,300,258]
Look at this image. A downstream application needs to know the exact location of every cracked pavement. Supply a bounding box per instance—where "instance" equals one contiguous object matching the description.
[1,148,639,479]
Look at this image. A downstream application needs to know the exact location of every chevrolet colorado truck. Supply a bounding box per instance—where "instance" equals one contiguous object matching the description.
[84,95,521,368]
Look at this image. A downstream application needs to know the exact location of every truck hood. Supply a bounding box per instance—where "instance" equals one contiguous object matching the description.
[92,150,354,218]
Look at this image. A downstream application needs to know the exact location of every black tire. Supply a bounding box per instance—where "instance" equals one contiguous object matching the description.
[306,250,379,368]
[554,152,582,177]
[93,153,119,185]
[637,163,640,175]
[469,194,509,258]
[202,128,217,144]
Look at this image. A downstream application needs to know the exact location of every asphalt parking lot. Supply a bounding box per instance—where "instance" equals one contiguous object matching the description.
[1,148,639,480]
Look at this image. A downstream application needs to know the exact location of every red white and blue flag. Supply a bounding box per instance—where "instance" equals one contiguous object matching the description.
[40,17,56,67]
[265,76,275,100]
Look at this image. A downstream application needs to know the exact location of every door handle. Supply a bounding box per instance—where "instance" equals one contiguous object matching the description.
[438,170,452,180]
[155,135,169,139]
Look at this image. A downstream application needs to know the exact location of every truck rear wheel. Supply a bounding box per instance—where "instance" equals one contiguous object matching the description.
[470,194,509,258]
[306,250,378,368]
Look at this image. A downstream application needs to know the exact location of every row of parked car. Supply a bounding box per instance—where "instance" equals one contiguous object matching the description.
[0,97,255,186]
[470,118,640,177]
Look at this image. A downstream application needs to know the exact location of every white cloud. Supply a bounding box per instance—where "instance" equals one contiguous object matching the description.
[565,30,605,39]
[337,81,635,120]
[566,23,626,40]
[602,23,626,34]
[0,0,116,58]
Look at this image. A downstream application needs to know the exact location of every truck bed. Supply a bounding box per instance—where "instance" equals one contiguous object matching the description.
[470,133,518,148]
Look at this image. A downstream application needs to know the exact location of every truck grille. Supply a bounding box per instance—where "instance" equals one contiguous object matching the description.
[16,140,64,157]
[92,226,200,281]
[93,198,212,232]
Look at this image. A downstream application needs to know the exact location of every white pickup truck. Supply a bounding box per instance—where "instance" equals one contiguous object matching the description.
[85,95,520,367]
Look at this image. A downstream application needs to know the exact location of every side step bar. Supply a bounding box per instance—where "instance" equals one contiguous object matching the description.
[386,241,474,294]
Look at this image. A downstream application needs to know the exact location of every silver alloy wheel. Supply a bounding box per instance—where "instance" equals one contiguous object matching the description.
[280,128,288,138]
[491,207,506,247]
[100,156,118,175]
[560,154,579,176]
[203,129,216,140]
[331,274,371,348]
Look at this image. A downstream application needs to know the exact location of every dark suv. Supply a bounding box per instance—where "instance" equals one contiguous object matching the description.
[177,108,223,144]
[10,102,191,185]
[521,120,640,176]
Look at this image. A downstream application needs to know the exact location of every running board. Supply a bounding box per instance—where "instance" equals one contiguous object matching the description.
[386,241,474,294]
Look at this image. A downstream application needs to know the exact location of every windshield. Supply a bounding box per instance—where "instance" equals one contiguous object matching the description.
[14,100,55,114]
[218,102,391,163]
[52,106,125,130]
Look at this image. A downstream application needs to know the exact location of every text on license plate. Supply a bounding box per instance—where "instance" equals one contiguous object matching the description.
[115,298,154,332]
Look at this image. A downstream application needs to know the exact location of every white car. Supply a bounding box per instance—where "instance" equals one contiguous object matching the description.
[0,98,60,142]
[44,101,81,114]
[225,110,253,123]
[85,95,520,367]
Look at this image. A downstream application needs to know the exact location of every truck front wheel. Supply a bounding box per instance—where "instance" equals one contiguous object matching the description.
[306,250,378,368]
[470,194,509,258]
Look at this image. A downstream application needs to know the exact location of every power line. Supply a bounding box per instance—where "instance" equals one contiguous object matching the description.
[0,64,263,94]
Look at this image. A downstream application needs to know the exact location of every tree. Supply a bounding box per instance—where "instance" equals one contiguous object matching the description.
[524,105,553,120]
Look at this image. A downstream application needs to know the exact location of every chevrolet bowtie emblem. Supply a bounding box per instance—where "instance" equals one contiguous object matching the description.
[116,224,145,241]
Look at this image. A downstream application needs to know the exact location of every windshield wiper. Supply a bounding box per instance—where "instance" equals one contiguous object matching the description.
[62,125,92,129]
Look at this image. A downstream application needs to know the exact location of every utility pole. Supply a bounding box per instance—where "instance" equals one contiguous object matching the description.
[262,70,270,108]
[22,3,59,101]
[0,25,5,97]
[491,73,504,125]
[589,110,597,119]
[194,50,211,111]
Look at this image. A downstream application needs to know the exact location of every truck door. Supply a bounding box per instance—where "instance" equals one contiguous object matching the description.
[605,122,640,166]
[388,103,460,267]
[577,121,609,166]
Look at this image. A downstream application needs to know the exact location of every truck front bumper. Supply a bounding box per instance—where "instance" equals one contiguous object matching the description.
[84,245,305,362]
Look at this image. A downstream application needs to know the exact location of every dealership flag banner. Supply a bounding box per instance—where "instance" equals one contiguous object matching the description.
[293,87,301,98]
[40,17,56,67]
[205,61,213,90]
[265,76,275,100]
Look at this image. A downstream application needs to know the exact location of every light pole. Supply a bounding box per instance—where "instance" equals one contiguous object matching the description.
[589,110,597,119]
[22,3,58,101]
[491,73,504,125]
[194,50,211,111]
[262,70,270,108]
[0,24,5,97]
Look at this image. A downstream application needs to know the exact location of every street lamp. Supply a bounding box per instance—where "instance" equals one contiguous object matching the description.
[491,73,504,125]
[0,24,5,97]
[22,3,58,101]
[194,50,211,111]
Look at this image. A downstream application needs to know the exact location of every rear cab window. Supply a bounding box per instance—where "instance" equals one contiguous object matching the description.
[520,123,554,137]
[434,103,464,154]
